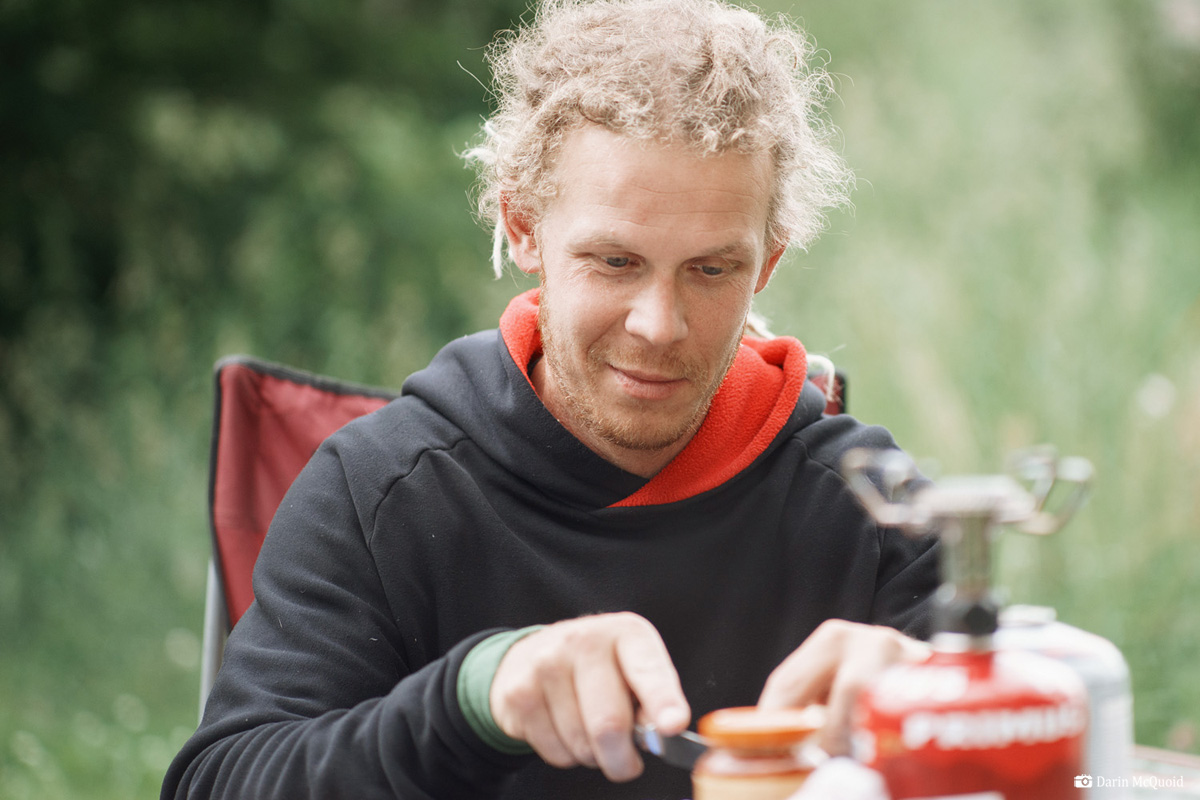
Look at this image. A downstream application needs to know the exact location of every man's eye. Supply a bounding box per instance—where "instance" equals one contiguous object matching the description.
[603,256,631,268]
[698,264,727,277]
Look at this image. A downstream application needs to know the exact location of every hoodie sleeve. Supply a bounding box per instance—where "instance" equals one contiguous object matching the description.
[870,525,940,640]
[796,407,941,641]
[161,438,534,800]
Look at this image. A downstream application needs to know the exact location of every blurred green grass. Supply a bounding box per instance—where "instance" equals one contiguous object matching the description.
[757,0,1200,757]
[2,0,1198,796]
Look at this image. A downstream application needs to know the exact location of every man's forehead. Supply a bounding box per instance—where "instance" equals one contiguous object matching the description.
[544,126,773,217]
[553,125,772,178]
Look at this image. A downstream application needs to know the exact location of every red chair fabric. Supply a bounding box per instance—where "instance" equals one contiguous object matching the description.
[809,364,848,417]
[208,356,398,627]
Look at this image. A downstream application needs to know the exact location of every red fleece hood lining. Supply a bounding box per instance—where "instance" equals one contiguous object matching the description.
[498,289,807,508]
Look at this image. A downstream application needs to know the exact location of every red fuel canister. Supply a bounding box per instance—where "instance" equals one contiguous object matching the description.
[858,641,1087,798]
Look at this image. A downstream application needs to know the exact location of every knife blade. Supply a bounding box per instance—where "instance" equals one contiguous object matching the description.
[633,722,709,771]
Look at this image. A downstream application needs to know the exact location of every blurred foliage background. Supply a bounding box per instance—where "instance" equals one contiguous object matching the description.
[1,0,1197,796]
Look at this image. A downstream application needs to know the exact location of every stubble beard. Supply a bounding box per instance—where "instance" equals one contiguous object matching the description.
[537,284,743,454]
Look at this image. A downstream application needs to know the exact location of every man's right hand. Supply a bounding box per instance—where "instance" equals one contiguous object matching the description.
[489,612,691,783]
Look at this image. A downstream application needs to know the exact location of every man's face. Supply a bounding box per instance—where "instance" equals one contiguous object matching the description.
[505,125,784,475]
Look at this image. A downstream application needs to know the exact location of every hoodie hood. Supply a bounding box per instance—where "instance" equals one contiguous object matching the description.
[497,289,809,507]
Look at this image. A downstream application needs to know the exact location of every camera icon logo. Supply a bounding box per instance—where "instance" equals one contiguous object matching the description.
[1075,774,1094,788]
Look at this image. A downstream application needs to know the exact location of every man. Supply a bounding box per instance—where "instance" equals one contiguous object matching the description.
[163,1,938,798]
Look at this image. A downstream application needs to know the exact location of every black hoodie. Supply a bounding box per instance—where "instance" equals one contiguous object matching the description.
[162,290,938,800]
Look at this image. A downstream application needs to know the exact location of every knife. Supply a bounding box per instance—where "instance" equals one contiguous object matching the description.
[634,715,832,773]
[633,722,709,770]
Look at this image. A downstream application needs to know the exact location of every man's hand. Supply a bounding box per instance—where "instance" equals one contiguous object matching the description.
[758,619,931,756]
[489,612,690,782]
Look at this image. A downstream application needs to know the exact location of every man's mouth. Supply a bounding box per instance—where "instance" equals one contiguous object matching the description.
[610,366,689,400]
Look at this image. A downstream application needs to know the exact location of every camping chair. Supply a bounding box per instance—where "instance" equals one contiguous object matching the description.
[197,352,845,717]
[200,355,399,716]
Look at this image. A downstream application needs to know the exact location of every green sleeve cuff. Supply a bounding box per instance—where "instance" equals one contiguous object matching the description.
[457,626,545,755]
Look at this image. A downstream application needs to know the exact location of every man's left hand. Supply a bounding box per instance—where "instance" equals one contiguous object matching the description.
[757,619,931,756]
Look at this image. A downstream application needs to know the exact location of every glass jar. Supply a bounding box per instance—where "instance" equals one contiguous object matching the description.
[692,706,825,800]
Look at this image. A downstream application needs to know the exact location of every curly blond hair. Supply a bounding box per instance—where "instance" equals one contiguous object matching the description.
[465,0,853,277]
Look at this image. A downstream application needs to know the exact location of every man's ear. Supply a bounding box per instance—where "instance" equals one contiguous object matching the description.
[500,194,541,275]
[754,242,788,293]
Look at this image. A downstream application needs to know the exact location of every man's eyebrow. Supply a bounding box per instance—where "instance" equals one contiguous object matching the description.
[698,241,756,260]
[570,236,626,251]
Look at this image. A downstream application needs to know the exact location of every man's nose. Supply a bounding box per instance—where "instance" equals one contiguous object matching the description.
[624,276,688,346]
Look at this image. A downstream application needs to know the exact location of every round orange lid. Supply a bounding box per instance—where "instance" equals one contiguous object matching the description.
[698,706,827,749]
